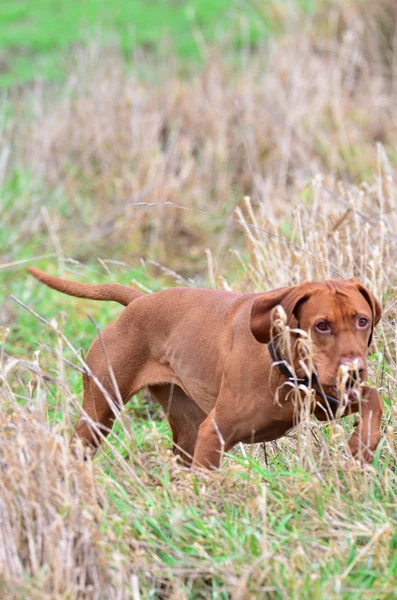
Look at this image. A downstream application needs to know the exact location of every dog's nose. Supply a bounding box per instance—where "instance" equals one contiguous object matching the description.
[340,356,366,379]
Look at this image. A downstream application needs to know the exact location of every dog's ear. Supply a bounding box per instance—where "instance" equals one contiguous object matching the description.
[250,284,312,344]
[348,278,382,345]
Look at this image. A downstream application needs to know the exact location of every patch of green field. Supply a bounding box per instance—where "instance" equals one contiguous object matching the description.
[0,0,313,86]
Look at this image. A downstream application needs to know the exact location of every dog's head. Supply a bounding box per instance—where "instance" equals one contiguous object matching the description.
[250,279,381,388]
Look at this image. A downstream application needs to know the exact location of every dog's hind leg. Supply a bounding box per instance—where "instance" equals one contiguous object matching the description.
[149,384,207,466]
[74,370,119,449]
[73,320,148,450]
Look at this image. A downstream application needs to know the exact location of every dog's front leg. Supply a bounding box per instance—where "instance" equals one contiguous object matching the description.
[348,387,383,462]
[192,408,234,470]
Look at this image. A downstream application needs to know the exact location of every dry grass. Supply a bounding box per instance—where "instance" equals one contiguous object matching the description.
[2,0,397,268]
[2,0,397,597]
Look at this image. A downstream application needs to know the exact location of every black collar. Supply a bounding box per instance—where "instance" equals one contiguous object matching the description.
[267,341,340,417]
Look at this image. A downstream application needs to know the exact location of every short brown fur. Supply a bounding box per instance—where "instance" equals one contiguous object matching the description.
[28,267,383,468]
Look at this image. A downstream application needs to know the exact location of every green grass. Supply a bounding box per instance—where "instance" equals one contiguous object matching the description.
[0,0,314,86]
[3,233,395,597]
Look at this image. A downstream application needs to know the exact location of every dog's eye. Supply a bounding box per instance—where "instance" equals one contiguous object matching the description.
[357,317,370,329]
[315,321,330,333]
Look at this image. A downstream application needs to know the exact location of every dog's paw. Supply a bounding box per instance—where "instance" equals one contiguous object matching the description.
[348,434,377,463]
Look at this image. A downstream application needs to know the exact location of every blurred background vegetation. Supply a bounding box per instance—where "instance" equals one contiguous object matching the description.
[0,0,314,85]
[2,0,396,277]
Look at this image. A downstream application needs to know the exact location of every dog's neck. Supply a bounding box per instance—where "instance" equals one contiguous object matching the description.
[267,340,340,417]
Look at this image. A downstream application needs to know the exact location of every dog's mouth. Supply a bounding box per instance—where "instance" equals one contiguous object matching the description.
[329,378,361,400]
[276,345,366,402]
[315,374,362,403]
[317,366,365,400]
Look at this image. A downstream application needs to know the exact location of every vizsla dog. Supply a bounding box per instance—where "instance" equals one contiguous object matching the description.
[28,268,383,468]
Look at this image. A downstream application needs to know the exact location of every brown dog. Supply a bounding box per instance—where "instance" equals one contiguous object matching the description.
[28,268,383,468]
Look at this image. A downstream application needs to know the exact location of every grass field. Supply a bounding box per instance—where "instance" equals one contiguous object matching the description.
[0,0,314,86]
[2,0,397,597]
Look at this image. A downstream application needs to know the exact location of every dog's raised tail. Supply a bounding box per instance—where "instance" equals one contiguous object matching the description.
[27,267,143,306]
